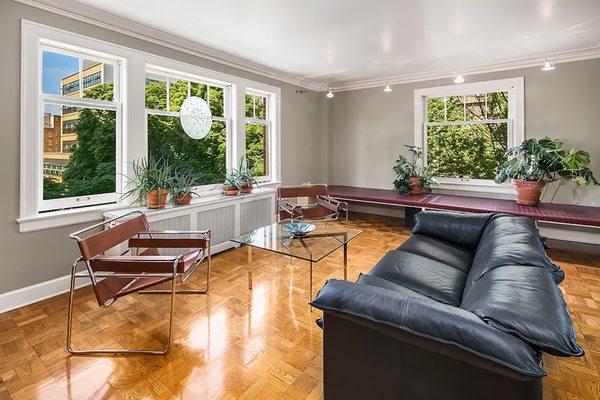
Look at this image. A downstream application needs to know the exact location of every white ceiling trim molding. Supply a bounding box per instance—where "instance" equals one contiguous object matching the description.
[14,0,327,91]
[330,46,600,92]
[14,0,600,94]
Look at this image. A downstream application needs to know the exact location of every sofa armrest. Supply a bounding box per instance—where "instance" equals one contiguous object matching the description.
[412,210,493,249]
[311,279,545,378]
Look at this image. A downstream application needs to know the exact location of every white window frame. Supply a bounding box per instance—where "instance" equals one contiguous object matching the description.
[21,22,129,219]
[38,43,123,212]
[244,88,274,182]
[414,78,524,192]
[20,21,281,232]
[144,65,233,192]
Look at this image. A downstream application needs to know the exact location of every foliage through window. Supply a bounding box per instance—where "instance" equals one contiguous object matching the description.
[40,48,119,207]
[145,71,228,186]
[245,92,269,177]
[424,90,510,180]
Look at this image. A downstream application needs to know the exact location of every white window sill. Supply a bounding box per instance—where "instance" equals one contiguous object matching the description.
[17,203,125,233]
[17,180,282,233]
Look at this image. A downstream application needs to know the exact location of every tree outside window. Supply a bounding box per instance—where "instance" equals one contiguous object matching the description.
[425,91,509,180]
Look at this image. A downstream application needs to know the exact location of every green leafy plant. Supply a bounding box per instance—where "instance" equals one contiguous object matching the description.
[122,157,172,205]
[494,137,598,185]
[170,170,198,205]
[236,156,260,190]
[393,145,436,194]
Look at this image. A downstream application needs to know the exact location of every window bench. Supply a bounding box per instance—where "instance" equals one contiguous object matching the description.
[328,185,600,245]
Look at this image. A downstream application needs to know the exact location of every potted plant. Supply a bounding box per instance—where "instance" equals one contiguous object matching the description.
[393,145,435,195]
[123,157,172,209]
[237,156,260,194]
[170,171,198,205]
[223,170,240,196]
[495,137,598,206]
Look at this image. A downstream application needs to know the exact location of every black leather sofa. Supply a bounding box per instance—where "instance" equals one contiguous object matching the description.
[311,211,583,400]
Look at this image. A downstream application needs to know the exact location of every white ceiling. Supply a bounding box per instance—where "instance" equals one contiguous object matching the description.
[71,0,600,88]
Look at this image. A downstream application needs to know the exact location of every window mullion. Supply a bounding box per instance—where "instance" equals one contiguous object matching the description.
[42,94,118,110]
[166,75,170,111]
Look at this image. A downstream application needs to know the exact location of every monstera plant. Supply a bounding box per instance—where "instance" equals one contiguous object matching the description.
[494,137,598,206]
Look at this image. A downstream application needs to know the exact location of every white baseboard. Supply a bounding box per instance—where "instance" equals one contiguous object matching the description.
[0,241,236,315]
[0,273,91,315]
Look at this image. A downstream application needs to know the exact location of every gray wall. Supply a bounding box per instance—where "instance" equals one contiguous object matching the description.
[0,1,327,294]
[328,59,600,206]
[2,1,599,296]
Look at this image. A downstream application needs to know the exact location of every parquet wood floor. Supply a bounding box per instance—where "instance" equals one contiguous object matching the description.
[0,214,599,399]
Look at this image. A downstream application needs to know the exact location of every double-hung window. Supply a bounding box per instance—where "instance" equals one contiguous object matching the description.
[38,44,122,211]
[414,78,524,186]
[145,67,230,186]
[245,91,271,179]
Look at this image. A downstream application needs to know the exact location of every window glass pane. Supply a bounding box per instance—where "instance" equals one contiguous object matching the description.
[145,74,167,110]
[427,97,444,122]
[190,81,208,100]
[446,95,465,122]
[245,94,254,118]
[426,123,508,180]
[246,123,267,176]
[169,78,189,112]
[209,86,224,117]
[81,59,114,101]
[465,94,486,121]
[255,95,267,120]
[42,50,80,97]
[147,115,226,185]
[487,91,509,119]
[43,103,116,200]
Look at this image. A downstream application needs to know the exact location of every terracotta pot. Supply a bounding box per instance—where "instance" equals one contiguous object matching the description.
[224,186,240,196]
[240,180,253,194]
[512,179,545,206]
[408,177,424,196]
[172,193,192,205]
[147,189,170,209]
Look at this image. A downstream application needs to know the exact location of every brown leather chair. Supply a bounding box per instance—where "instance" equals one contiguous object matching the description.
[277,184,349,223]
[67,211,210,355]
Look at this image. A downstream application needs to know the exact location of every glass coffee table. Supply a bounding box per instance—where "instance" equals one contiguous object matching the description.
[230,221,362,305]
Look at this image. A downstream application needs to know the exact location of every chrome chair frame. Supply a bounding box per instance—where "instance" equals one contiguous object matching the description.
[66,211,211,355]
[277,184,349,224]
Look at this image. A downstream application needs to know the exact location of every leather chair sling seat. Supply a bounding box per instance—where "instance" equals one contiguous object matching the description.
[277,184,349,222]
[67,211,211,355]
[311,211,583,400]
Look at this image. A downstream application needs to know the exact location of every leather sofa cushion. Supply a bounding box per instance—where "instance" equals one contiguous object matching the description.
[461,265,583,357]
[467,215,564,291]
[412,211,493,249]
[368,250,467,306]
[357,273,429,299]
[398,234,474,273]
[311,279,546,378]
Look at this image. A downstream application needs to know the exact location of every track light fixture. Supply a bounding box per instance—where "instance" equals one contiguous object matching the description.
[326,88,334,99]
[454,71,465,84]
[542,58,555,71]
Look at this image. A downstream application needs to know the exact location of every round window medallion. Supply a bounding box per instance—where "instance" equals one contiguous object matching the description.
[179,96,212,139]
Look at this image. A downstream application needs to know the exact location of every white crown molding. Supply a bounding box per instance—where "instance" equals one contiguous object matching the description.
[329,46,600,92]
[14,0,327,91]
[13,0,600,94]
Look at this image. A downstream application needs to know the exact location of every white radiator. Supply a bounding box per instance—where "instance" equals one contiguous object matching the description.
[104,188,277,254]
